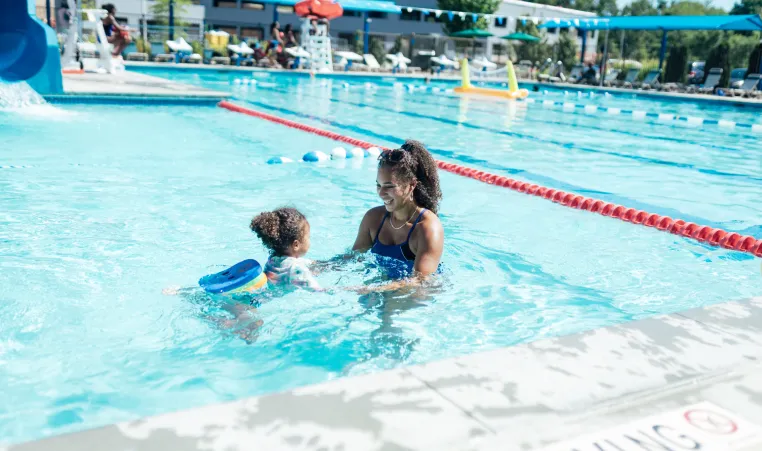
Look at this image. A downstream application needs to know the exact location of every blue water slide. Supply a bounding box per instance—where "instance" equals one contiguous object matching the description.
[0,0,63,94]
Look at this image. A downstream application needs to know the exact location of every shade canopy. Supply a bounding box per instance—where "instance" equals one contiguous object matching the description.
[538,14,762,31]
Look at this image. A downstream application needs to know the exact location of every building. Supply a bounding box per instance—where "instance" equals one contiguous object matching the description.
[51,0,597,61]
[200,0,597,60]
[488,0,597,61]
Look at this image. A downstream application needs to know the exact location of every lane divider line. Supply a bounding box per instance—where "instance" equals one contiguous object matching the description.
[256,83,752,155]
[383,82,762,134]
[237,96,755,231]
[241,88,762,183]
[217,100,762,258]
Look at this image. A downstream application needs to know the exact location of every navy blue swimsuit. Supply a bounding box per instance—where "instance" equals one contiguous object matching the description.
[370,209,427,278]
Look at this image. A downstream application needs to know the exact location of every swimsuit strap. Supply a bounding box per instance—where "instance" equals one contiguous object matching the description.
[373,213,389,244]
[405,209,427,242]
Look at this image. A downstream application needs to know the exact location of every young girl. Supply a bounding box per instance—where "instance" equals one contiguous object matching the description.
[251,207,322,292]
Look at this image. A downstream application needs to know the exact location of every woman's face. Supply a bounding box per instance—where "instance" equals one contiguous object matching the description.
[376,166,413,212]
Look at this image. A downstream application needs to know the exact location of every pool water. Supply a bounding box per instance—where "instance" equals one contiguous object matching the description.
[0,72,760,444]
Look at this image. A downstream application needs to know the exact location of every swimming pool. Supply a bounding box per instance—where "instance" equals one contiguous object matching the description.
[1,71,760,444]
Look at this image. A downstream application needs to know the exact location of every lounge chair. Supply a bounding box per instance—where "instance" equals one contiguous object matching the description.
[228,42,255,66]
[166,37,198,63]
[619,68,640,88]
[694,68,723,94]
[637,69,661,90]
[602,69,620,86]
[182,53,202,64]
[363,54,383,72]
[126,52,148,61]
[210,56,231,65]
[730,73,761,98]
[567,64,584,83]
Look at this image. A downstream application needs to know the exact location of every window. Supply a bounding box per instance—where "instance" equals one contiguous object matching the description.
[276,5,293,13]
[342,10,361,17]
[241,0,264,9]
[546,27,557,34]
[213,0,237,7]
[400,9,421,21]
[368,11,387,19]
[241,27,263,39]
[493,17,506,28]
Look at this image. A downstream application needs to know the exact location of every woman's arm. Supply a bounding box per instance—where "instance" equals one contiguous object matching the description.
[352,208,376,252]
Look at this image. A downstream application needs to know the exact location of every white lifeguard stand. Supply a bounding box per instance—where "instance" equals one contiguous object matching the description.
[300,18,332,73]
[60,0,124,74]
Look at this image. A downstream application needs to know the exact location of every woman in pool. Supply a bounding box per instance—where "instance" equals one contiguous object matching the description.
[350,139,444,291]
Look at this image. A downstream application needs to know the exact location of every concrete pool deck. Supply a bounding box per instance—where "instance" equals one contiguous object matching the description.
[8,295,762,450]
[60,70,230,100]
[123,61,762,108]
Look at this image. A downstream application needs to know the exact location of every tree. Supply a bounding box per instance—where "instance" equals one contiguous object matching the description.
[513,19,552,63]
[664,45,688,83]
[728,33,761,69]
[730,0,762,15]
[436,0,500,34]
[705,41,731,88]
[748,44,762,75]
[151,0,193,26]
[556,31,578,70]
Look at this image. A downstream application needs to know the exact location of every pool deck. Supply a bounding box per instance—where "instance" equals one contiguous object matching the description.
[9,295,762,450]
[59,70,230,100]
[123,61,762,108]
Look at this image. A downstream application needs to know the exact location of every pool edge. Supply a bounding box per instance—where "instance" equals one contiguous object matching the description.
[8,296,762,450]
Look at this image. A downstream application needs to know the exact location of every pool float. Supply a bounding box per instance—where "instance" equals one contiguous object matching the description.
[198,259,268,294]
[454,59,529,100]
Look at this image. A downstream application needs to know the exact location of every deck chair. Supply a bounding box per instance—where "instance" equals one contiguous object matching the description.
[602,69,620,86]
[363,54,382,72]
[730,73,761,98]
[567,64,584,83]
[698,68,723,94]
[638,69,661,90]
[619,68,640,87]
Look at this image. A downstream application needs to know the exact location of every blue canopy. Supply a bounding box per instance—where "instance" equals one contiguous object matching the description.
[539,14,762,31]
[254,0,400,12]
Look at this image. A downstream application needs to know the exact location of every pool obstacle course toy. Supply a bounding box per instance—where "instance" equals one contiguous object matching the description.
[199,259,268,294]
[0,0,63,94]
[455,59,529,100]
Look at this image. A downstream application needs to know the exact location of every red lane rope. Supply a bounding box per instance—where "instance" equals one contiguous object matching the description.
[218,100,762,258]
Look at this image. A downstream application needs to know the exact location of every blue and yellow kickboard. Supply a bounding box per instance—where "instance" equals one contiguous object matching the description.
[199,259,268,294]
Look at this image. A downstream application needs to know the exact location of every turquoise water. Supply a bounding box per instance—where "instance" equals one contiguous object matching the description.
[0,73,760,444]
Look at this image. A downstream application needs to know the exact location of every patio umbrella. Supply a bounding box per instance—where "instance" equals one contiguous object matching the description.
[451,29,494,38]
[450,28,493,59]
[500,32,540,42]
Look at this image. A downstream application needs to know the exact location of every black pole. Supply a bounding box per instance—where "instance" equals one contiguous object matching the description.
[46,0,52,26]
[169,0,175,40]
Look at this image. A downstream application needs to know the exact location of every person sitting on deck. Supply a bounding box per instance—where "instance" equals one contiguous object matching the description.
[101,3,131,57]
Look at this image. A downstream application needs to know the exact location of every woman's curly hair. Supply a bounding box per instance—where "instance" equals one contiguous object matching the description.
[379,139,442,213]
[250,207,307,256]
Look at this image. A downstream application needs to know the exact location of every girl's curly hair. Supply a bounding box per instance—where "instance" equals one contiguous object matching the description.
[250,207,307,256]
[378,139,442,213]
